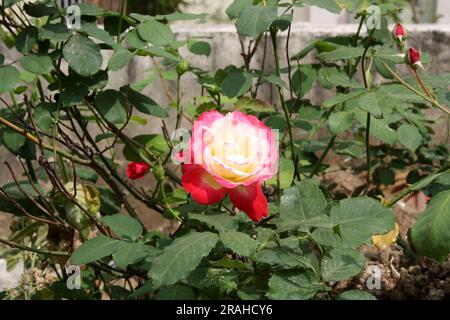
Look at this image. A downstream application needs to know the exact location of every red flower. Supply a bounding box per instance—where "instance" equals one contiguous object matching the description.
[126,162,150,180]
[180,111,278,223]
[393,23,406,40]
[407,47,422,67]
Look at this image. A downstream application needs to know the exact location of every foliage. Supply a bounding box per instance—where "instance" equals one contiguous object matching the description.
[0,0,448,300]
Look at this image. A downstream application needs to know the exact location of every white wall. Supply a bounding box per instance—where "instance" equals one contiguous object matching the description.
[183,0,450,24]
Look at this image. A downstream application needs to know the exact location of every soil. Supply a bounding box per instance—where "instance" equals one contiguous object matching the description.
[322,166,450,300]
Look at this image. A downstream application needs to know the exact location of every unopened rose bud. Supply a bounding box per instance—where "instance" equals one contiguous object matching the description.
[407,48,423,69]
[176,59,189,76]
[126,162,150,180]
[393,23,406,41]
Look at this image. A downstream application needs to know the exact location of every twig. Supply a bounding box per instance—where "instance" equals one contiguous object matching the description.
[383,63,450,116]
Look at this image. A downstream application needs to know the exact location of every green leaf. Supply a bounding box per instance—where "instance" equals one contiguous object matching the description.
[263,74,289,89]
[291,40,316,60]
[323,89,365,108]
[280,179,327,221]
[94,90,127,125]
[311,227,342,246]
[236,5,278,38]
[20,54,53,75]
[125,29,146,49]
[60,83,89,106]
[189,213,236,232]
[317,46,364,62]
[221,70,252,98]
[267,158,294,189]
[1,128,26,153]
[112,242,148,269]
[354,111,397,145]
[235,97,272,113]
[155,285,196,300]
[145,46,180,62]
[291,65,317,98]
[226,0,253,19]
[328,111,353,134]
[74,3,105,16]
[149,232,219,287]
[296,0,342,14]
[80,22,114,45]
[257,246,315,270]
[34,103,55,131]
[267,271,325,300]
[220,231,258,257]
[24,2,58,17]
[103,214,143,241]
[0,181,46,216]
[411,190,450,261]
[398,124,422,152]
[137,20,175,46]
[358,92,382,117]
[318,67,361,89]
[331,197,395,247]
[122,134,169,162]
[39,23,71,42]
[321,249,365,282]
[336,290,377,300]
[63,34,102,77]
[187,40,211,57]
[15,26,38,54]
[108,49,135,71]
[122,86,168,118]
[0,66,20,93]
[70,235,120,265]
[410,170,450,191]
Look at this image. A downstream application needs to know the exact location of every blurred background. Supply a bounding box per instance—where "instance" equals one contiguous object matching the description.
[85,0,450,24]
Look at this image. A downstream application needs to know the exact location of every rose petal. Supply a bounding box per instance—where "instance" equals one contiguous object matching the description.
[229,182,268,222]
[126,162,150,180]
[182,164,228,204]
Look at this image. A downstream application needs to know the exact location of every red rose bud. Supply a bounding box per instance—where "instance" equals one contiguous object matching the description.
[393,23,406,41]
[126,162,150,180]
[407,47,421,67]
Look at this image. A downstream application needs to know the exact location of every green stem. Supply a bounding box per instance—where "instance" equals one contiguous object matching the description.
[174,75,182,131]
[309,135,336,178]
[365,114,371,184]
[117,0,128,44]
[385,167,449,207]
[269,27,298,177]
[0,238,70,257]
[384,63,450,116]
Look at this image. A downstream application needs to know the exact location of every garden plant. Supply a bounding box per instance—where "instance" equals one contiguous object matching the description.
[0,0,449,300]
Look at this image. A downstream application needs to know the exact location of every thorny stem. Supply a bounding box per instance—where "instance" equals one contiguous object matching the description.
[361,28,376,187]
[269,27,298,179]
[384,167,450,207]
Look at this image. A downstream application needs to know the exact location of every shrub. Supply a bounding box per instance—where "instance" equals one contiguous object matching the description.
[0,0,448,300]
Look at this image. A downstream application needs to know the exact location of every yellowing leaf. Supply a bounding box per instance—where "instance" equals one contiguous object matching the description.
[372,223,399,250]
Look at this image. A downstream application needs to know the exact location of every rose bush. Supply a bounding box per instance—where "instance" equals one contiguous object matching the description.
[0,0,449,301]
